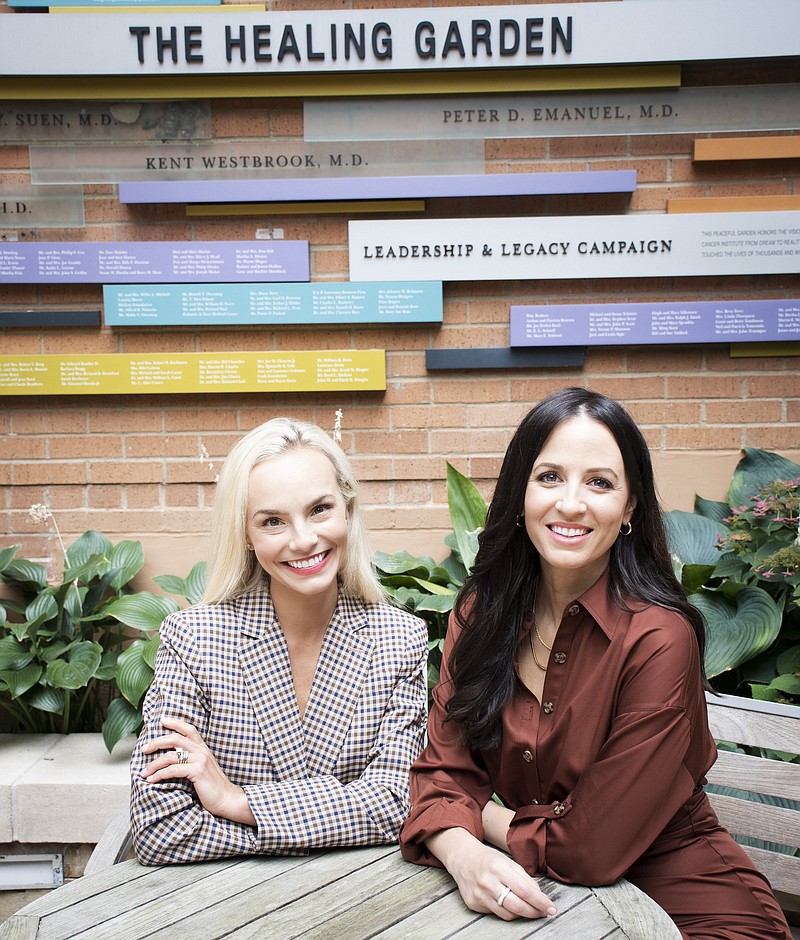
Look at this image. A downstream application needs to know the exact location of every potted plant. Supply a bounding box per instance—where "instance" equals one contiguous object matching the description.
[0,509,205,752]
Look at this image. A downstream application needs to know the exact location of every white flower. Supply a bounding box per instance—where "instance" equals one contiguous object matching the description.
[333,409,344,445]
[29,503,53,524]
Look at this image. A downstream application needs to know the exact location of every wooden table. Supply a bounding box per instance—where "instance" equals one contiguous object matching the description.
[0,844,681,939]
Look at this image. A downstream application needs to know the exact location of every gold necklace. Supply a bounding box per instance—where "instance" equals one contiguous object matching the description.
[528,627,548,670]
[527,576,548,670]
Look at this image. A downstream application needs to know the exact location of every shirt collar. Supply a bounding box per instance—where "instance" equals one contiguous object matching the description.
[575,567,630,641]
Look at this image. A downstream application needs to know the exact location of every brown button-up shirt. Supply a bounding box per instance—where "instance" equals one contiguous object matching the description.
[400,570,718,887]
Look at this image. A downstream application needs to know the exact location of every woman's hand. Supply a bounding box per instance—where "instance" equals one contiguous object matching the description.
[426,828,557,922]
[139,716,256,825]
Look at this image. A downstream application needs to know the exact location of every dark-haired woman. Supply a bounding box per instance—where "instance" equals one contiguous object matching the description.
[400,388,790,940]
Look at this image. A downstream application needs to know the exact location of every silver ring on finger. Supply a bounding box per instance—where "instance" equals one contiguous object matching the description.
[497,886,512,908]
[175,747,189,765]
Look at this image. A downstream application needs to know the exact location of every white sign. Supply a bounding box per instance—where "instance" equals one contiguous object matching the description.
[306,85,800,141]
[348,211,800,282]
[0,1,797,76]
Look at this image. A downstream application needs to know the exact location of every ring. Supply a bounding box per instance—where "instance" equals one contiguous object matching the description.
[497,886,512,908]
[175,747,189,765]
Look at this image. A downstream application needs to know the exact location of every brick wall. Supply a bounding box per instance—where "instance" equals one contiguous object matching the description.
[1,0,799,583]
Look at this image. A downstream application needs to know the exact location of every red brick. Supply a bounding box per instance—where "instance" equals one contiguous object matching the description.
[91,462,162,485]
[125,435,199,459]
[11,411,87,434]
[13,463,87,486]
[705,400,784,425]
[666,427,746,450]
[745,426,800,450]
[126,484,163,509]
[666,376,746,399]
[0,436,46,459]
[49,436,122,459]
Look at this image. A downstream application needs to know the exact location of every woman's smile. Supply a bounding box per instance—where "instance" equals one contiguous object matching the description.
[283,550,332,573]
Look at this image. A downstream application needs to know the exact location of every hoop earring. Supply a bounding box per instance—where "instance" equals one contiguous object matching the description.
[620,521,633,536]
[516,515,525,528]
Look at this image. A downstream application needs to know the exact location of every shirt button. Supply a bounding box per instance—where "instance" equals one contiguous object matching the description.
[554,651,566,664]
[554,802,566,815]
[522,749,533,762]
[542,701,554,714]
[568,604,580,616]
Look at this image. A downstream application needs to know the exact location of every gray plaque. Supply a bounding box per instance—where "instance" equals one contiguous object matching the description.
[305,84,800,141]
[29,138,484,184]
[0,185,84,229]
[0,101,210,142]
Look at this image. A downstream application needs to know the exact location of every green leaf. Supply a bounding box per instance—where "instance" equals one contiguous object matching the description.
[712,555,750,582]
[664,510,728,567]
[103,592,179,633]
[446,462,487,573]
[437,551,468,586]
[0,636,33,670]
[374,550,431,577]
[728,448,800,508]
[0,545,20,573]
[693,497,732,525]
[45,641,102,689]
[681,564,717,595]
[39,639,71,664]
[153,561,206,603]
[102,696,143,753]
[64,531,112,572]
[770,674,800,695]
[117,640,155,708]
[153,574,188,595]
[749,683,781,703]
[694,586,783,678]
[26,685,65,715]
[3,557,48,590]
[62,551,112,586]
[184,561,207,605]
[415,594,457,613]
[108,540,145,591]
[95,650,120,682]
[142,634,160,670]
[25,590,59,625]
[409,578,455,596]
[0,663,42,697]
[776,645,800,677]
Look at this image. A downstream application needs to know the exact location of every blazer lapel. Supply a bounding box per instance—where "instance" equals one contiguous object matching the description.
[236,589,308,780]
[303,595,374,775]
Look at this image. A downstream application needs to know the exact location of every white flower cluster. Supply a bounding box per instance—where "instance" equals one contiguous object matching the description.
[333,409,344,445]
[28,503,53,524]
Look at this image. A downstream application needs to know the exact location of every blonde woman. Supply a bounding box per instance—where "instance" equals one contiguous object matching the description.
[130,418,427,864]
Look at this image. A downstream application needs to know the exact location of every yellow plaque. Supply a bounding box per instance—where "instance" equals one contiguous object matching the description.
[0,350,385,395]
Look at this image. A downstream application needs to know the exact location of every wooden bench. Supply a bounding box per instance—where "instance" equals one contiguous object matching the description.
[704,692,800,918]
[83,807,134,876]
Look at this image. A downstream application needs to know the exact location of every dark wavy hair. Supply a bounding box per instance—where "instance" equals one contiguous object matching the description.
[446,387,706,750]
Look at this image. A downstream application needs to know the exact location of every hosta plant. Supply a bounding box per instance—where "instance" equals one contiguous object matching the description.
[665,447,800,707]
[0,524,205,752]
[374,463,488,696]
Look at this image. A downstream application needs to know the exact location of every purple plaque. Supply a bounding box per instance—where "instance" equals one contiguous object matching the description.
[118,171,636,205]
[510,299,800,347]
[0,241,309,284]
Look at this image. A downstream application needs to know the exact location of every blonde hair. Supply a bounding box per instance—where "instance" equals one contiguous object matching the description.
[202,417,384,606]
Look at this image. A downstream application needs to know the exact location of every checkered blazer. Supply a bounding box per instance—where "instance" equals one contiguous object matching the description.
[129,587,427,865]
